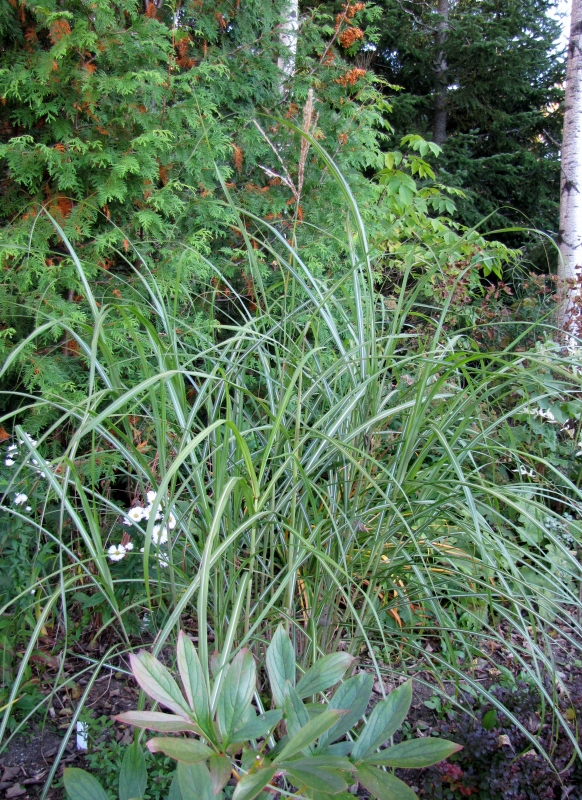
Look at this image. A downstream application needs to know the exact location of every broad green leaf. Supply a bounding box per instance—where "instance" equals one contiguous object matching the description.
[482,709,497,730]
[119,741,147,800]
[177,761,216,800]
[63,768,109,800]
[304,703,327,717]
[231,766,277,800]
[355,764,417,800]
[167,772,182,800]
[318,673,373,748]
[286,767,347,794]
[276,709,345,761]
[210,651,221,678]
[233,709,283,741]
[351,681,412,761]
[320,742,353,757]
[177,631,211,730]
[365,737,462,768]
[295,653,354,699]
[241,749,263,772]
[116,711,202,734]
[209,755,232,795]
[278,755,354,772]
[146,737,214,764]
[284,683,311,740]
[266,625,295,707]
[130,651,193,721]
[216,649,256,743]
[306,793,353,800]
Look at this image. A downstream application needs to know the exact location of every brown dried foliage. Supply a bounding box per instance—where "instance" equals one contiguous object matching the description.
[233,145,243,174]
[335,67,366,86]
[338,26,364,48]
[49,18,71,44]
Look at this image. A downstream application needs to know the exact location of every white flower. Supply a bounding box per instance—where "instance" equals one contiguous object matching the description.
[18,435,37,447]
[139,546,169,568]
[4,458,14,467]
[7,445,17,453]
[512,466,536,478]
[151,525,168,545]
[25,506,31,512]
[146,490,156,503]
[127,506,146,523]
[125,541,134,551]
[167,512,177,530]
[107,544,126,562]
[13,493,28,505]
[145,504,162,521]
[522,406,557,423]
[31,459,38,466]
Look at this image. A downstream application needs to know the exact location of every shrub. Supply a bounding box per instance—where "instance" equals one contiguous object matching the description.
[64,626,461,800]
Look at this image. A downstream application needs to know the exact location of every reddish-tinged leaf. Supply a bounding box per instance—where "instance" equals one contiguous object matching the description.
[129,651,192,721]
[115,710,202,734]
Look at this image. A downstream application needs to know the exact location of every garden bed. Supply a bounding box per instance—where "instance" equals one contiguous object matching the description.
[1,621,581,800]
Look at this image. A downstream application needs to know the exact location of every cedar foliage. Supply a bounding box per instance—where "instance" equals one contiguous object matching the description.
[0,0,377,403]
[0,0,509,423]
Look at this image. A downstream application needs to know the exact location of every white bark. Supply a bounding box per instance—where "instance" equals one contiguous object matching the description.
[278,0,299,88]
[558,0,582,334]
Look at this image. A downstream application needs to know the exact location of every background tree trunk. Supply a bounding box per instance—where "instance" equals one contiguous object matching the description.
[433,0,449,145]
[278,0,299,88]
[558,0,582,335]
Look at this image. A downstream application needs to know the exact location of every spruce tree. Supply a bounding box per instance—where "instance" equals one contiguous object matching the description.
[371,0,565,236]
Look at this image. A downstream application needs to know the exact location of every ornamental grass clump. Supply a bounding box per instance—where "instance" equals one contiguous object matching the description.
[0,143,581,795]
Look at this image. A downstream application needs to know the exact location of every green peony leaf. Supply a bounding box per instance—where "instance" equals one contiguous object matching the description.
[266,625,296,708]
[365,737,462,768]
[351,681,412,761]
[63,768,110,800]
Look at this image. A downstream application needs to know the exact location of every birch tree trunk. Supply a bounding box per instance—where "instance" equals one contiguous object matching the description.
[278,0,299,89]
[433,0,449,145]
[558,0,582,335]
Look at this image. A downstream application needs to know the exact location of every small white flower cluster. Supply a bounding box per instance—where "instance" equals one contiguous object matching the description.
[13,493,32,512]
[107,542,134,562]
[512,465,536,479]
[576,440,582,458]
[523,406,557,423]
[108,490,177,567]
[123,491,177,544]
[3,435,49,477]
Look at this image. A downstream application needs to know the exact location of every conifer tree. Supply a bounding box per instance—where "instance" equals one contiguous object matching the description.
[0,0,512,423]
[371,0,564,235]
[0,0,387,405]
